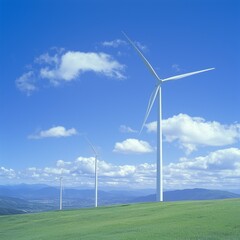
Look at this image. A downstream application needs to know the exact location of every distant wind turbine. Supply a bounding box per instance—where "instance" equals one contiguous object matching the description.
[85,136,98,208]
[59,176,63,210]
[123,32,214,202]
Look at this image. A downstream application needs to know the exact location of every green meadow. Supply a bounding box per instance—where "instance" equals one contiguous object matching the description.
[0,199,239,240]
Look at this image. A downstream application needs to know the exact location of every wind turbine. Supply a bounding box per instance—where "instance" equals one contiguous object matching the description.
[59,176,63,210]
[85,136,98,208]
[123,32,214,202]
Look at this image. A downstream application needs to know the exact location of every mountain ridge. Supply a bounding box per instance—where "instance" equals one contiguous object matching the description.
[0,184,239,215]
[133,188,240,203]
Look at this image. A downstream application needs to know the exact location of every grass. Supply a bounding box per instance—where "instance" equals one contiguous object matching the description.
[0,199,239,240]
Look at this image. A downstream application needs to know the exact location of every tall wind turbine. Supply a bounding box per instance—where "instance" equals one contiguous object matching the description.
[85,136,98,208]
[123,32,214,202]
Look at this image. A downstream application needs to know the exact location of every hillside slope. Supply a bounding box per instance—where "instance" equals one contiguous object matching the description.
[0,199,239,240]
[0,195,57,214]
[0,196,28,215]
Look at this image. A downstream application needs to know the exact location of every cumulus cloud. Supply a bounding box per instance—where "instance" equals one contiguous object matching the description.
[56,160,71,168]
[145,114,240,154]
[16,48,125,94]
[165,148,240,189]
[35,52,60,65]
[10,157,155,188]
[119,125,138,133]
[145,121,157,133]
[171,148,240,171]
[40,51,125,82]
[0,167,16,179]
[44,167,70,175]
[113,138,153,154]
[29,126,78,139]
[1,147,240,189]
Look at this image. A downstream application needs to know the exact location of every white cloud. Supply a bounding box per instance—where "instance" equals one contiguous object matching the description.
[173,148,240,171]
[58,158,152,187]
[44,167,70,175]
[135,41,147,51]
[101,39,127,48]
[56,160,71,168]
[71,157,136,177]
[29,126,78,139]
[101,38,147,52]
[15,71,37,95]
[35,52,60,65]
[74,157,96,174]
[113,138,153,154]
[165,148,240,189]
[40,51,125,83]
[119,125,138,133]
[16,49,125,94]
[0,167,16,179]
[145,114,240,154]
[145,121,157,133]
[10,157,154,188]
[1,148,240,189]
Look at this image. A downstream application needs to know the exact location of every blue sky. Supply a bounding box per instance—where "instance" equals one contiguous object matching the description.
[0,0,239,190]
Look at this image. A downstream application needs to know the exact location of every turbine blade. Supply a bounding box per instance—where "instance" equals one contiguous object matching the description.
[85,136,98,156]
[140,84,160,134]
[122,31,161,81]
[162,68,215,82]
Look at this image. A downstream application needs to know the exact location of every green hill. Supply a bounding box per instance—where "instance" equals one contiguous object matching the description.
[0,199,239,240]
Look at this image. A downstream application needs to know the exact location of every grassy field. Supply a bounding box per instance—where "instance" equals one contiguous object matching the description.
[0,199,239,240]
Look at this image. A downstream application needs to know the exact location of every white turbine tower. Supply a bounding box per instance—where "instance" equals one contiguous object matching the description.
[59,176,63,210]
[85,137,98,208]
[123,32,214,202]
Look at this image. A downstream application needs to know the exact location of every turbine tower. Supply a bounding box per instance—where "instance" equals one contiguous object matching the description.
[123,32,214,202]
[59,176,63,210]
[85,136,98,208]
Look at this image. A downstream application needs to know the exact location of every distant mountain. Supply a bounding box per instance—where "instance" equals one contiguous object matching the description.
[0,185,145,212]
[0,185,149,204]
[1,185,239,215]
[0,196,27,215]
[0,183,49,190]
[0,196,46,215]
[133,188,240,202]
[0,184,53,199]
